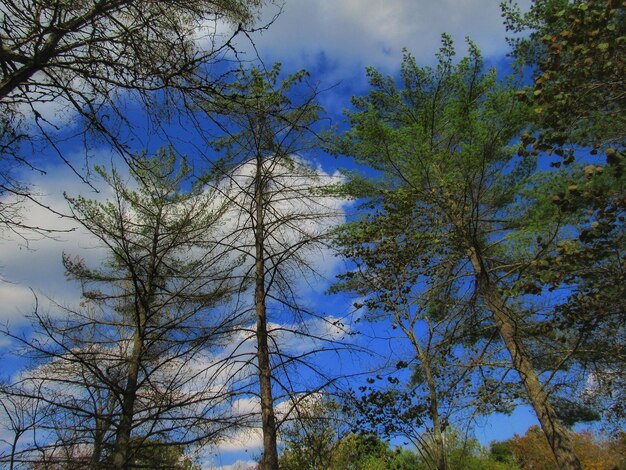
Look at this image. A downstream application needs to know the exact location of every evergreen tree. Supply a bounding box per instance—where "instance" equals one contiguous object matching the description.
[333,37,584,469]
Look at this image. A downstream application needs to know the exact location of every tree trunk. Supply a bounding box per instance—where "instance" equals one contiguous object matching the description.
[91,415,104,469]
[422,356,446,470]
[254,153,279,470]
[91,394,114,469]
[9,430,22,470]
[467,246,582,470]
[111,328,143,469]
[405,325,446,470]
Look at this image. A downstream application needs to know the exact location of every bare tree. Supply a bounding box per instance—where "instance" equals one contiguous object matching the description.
[199,64,346,470]
[0,381,48,470]
[1,147,250,468]
[0,0,267,235]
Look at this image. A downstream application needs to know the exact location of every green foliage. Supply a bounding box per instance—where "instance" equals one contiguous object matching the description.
[383,429,523,470]
[65,147,237,317]
[330,433,393,470]
[441,431,519,470]
[280,429,414,470]
[301,427,626,470]
[332,36,539,267]
[279,397,345,470]
[130,440,201,469]
[328,434,422,470]
[332,35,548,434]
[278,397,421,470]
[347,388,426,442]
[489,440,517,465]
[205,63,323,173]
[503,0,626,152]
[504,0,626,426]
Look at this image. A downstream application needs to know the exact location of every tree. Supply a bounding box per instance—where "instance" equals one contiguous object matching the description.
[200,64,343,470]
[503,0,626,427]
[333,37,585,469]
[281,407,421,470]
[1,148,245,468]
[333,189,514,470]
[24,439,202,469]
[423,430,517,470]
[329,433,417,470]
[502,0,625,153]
[0,0,266,235]
[503,426,626,470]
[278,395,346,470]
[276,395,517,470]
[128,439,201,470]
[0,384,47,470]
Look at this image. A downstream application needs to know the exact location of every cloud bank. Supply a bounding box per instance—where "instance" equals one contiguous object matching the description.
[245,0,531,76]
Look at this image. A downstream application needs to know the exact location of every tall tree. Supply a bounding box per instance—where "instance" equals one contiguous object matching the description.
[1,148,244,468]
[201,64,341,470]
[333,37,584,469]
[333,207,508,470]
[502,0,626,427]
[0,384,46,470]
[502,0,625,153]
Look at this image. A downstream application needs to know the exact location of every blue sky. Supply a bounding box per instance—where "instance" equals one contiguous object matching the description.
[0,1,548,468]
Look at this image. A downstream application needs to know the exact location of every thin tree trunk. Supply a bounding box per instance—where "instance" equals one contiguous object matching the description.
[421,353,446,470]
[91,394,115,470]
[9,431,22,470]
[467,246,582,470]
[405,325,446,470]
[91,415,104,469]
[111,328,143,469]
[254,152,279,470]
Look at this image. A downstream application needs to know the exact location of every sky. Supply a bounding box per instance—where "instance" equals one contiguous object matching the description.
[241,0,531,125]
[0,1,542,468]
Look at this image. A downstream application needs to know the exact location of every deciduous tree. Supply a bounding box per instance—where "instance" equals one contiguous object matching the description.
[502,0,625,153]
[503,0,626,427]
[333,212,508,470]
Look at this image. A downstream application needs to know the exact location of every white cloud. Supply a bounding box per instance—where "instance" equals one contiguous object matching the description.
[209,460,258,470]
[213,158,348,290]
[0,281,36,322]
[239,0,532,77]
[0,152,115,324]
[208,394,313,458]
[0,336,11,348]
[216,427,263,453]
